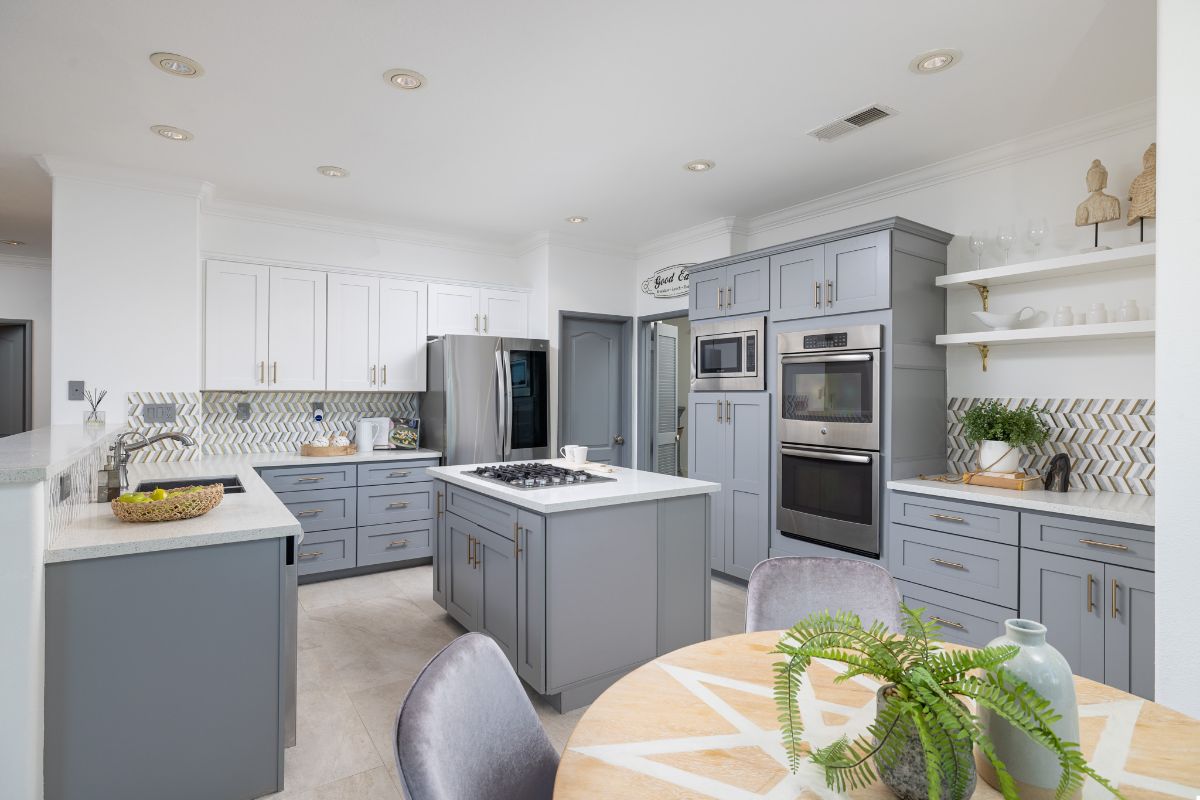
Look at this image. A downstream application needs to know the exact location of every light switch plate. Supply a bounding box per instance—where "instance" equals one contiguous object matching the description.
[67,381,85,401]
[143,403,177,424]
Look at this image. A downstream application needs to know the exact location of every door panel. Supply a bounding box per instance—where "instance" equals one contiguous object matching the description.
[428,283,480,335]
[651,322,679,475]
[378,279,427,392]
[725,258,769,315]
[446,514,481,630]
[516,510,546,692]
[1019,550,1104,683]
[824,231,890,315]
[688,393,725,572]
[477,525,518,668]
[561,317,628,466]
[480,289,528,337]
[204,261,269,390]
[770,246,824,321]
[268,267,327,390]
[689,267,725,320]
[724,393,769,578]
[0,324,28,436]
[1104,565,1154,699]
[326,273,379,391]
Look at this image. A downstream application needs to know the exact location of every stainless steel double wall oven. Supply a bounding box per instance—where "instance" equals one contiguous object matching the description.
[776,324,883,556]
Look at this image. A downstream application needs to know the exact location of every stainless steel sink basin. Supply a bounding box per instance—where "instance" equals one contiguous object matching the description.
[135,476,246,494]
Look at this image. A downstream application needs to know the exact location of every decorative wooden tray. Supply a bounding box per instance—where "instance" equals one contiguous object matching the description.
[300,444,357,457]
[962,471,1044,490]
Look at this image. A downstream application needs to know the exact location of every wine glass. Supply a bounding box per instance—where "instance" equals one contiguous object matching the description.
[996,224,1016,265]
[1027,217,1048,258]
[968,230,986,269]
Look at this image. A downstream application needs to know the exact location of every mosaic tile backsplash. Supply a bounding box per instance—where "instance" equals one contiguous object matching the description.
[947,397,1154,495]
[126,391,420,459]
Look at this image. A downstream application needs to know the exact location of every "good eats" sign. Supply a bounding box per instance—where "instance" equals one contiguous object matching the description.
[640,263,694,299]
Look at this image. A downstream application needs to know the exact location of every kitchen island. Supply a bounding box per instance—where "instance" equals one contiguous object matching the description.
[427,462,719,711]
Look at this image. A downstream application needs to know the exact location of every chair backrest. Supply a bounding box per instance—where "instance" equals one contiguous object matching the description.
[393,633,560,800]
[745,556,903,633]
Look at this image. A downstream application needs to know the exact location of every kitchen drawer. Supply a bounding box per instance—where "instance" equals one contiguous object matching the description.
[297,527,356,575]
[445,483,517,539]
[357,459,439,487]
[358,482,434,527]
[889,492,1018,546]
[277,487,357,533]
[889,523,1018,608]
[259,463,356,493]
[1021,513,1154,571]
[357,520,433,567]
[896,580,1011,649]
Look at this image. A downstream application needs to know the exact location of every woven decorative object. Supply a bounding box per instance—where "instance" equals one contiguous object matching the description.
[110,484,225,523]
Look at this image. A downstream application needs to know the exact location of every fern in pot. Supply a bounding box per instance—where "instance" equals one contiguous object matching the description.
[773,607,1121,800]
[961,401,1049,473]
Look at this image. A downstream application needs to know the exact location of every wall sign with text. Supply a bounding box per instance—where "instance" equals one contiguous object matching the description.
[640,263,694,299]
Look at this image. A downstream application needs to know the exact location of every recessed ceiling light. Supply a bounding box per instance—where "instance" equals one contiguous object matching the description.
[909,49,961,74]
[149,52,204,78]
[1,239,26,246]
[565,216,587,224]
[383,69,426,90]
[150,125,193,141]
[684,159,715,172]
[317,165,349,178]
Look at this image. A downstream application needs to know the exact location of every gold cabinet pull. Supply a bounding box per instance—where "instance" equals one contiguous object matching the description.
[930,513,966,523]
[297,476,325,483]
[826,279,834,307]
[814,281,821,309]
[1080,538,1129,551]
[382,364,387,385]
[513,522,520,557]
[1111,578,1119,619]
[930,616,965,630]
[388,539,409,548]
[295,509,323,517]
[259,360,266,384]
[298,551,322,560]
[1087,573,1096,612]
[272,361,279,384]
[387,470,411,478]
[387,501,410,509]
[466,535,474,566]
[930,557,966,570]
[436,490,443,518]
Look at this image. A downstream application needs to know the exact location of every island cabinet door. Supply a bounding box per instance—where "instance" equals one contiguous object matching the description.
[688,393,726,571]
[722,393,770,580]
[516,510,547,693]
[477,525,519,668]
[432,482,447,609]
[446,513,482,631]
[1104,565,1155,700]
[1019,549,1105,683]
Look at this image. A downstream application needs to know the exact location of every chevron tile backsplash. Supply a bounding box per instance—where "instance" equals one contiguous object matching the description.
[947,397,1154,495]
[126,390,420,459]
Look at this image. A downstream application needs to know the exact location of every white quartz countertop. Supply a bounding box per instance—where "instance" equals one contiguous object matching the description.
[427,461,719,514]
[0,424,125,483]
[887,478,1155,528]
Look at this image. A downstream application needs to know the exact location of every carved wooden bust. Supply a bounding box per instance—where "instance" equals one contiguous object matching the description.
[1127,143,1156,225]
[1075,159,1121,226]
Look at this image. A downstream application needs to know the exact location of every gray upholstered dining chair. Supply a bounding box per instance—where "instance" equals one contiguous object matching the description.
[745,556,904,633]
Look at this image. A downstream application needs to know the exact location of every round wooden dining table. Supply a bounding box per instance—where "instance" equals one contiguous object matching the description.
[553,631,1200,799]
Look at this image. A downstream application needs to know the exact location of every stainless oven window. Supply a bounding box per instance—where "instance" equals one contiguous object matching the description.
[699,336,745,374]
[780,355,873,424]
[780,450,874,526]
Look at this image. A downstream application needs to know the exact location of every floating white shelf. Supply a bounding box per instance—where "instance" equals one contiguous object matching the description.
[936,242,1156,289]
[936,319,1155,347]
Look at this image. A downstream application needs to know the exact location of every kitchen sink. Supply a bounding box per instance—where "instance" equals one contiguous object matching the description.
[135,476,246,494]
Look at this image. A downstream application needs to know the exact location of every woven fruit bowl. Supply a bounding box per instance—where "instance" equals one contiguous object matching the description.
[110,483,225,523]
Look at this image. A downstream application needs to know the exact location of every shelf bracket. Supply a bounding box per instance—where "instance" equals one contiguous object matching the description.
[968,282,990,312]
[972,343,990,372]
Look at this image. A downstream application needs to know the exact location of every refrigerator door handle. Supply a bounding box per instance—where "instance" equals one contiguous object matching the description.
[495,347,509,460]
[501,350,514,457]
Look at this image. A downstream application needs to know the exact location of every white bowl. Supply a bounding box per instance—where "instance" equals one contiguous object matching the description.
[972,307,1035,331]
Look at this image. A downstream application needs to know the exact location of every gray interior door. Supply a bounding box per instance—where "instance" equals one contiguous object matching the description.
[650,322,679,475]
[561,316,629,466]
[0,323,30,436]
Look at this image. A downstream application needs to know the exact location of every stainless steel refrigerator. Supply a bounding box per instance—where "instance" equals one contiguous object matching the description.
[424,335,551,465]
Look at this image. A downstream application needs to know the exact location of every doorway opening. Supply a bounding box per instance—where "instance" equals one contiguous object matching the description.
[558,312,633,467]
[0,319,33,437]
[637,313,691,476]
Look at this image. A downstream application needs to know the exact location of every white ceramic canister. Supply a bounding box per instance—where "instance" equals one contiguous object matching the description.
[1086,302,1108,325]
[1117,299,1140,322]
[1053,306,1073,326]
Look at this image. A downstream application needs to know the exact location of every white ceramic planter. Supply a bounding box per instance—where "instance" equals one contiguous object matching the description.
[978,440,1020,473]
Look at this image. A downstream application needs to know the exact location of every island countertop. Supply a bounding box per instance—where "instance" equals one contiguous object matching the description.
[427,461,720,514]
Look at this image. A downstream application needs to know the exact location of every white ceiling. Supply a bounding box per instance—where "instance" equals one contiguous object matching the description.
[0,0,1156,259]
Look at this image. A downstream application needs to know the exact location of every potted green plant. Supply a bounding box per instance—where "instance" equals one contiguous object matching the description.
[772,607,1122,800]
[960,400,1050,473]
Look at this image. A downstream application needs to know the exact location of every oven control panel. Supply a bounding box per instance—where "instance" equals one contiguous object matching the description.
[746,335,757,372]
[803,331,848,349]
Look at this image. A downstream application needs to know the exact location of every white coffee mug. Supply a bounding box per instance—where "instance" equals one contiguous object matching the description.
[571,446,588,465]
[559,445,579,461]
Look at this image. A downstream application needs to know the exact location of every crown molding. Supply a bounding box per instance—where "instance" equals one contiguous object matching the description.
[515,230,636,260]
[35,155,212,200]
[750,97,1156,236]
[0,254,51,271]
[201,197,521,260]
[635,216,748,260]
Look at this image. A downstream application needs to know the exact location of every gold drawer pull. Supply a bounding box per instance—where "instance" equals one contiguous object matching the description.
[1079,538,1129,551]
[930,557,966,570]
[296,509,323,517]
[387,470,411,478]
[930,616,965,630]
[930,513,966,523]
[387,501,410,509]
[297,476,325,483]
[298,551,322,560]
[388,539,409,548]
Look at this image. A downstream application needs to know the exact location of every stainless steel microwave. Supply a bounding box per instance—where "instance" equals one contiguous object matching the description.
[691,316,765,391]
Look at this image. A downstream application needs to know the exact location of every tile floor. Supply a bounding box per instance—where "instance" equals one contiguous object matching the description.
[265,565,748,799]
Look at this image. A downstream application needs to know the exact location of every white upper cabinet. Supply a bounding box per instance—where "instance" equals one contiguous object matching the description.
[378,278,428,392]
[327,273,380,392]
[428,283,529,338]
[268,267,327,390]
[480,288,529,338]
[204,261,270,390]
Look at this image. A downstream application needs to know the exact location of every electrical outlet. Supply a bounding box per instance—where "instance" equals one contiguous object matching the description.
[143,403,177,424]
[59,472,72,500]
[236,402,251,422]
[67,381,85,401]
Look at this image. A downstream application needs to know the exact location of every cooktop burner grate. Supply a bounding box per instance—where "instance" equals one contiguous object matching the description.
[467,462,617,490]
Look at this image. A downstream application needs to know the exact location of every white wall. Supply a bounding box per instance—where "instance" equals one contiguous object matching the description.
[0,259,51,427]
[633,221,741,319]
[48,174,203,424]
[1154,0,1200,719]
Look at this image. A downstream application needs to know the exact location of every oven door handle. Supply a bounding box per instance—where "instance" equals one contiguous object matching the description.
[780,445,872,464]
[781,353,873,364]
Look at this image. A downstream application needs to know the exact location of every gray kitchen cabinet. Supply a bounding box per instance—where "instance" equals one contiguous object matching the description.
[445,512,482,630]
[688,391,769,579]
[823,231,891,315]
[432,481,447,608]
[770,245,825,321]
[357,481,434,526]
[1019,548,1106,684]
[277,487,357,533]
[896,580,1009,649]
[889,523,1018,609]
[477,524,519,668]
[516,510,547,692]
[689,267,726,320]
[1103,564,1155,699]
[297,527,356,575]
[357,520,432,567]
[689,259,769,320]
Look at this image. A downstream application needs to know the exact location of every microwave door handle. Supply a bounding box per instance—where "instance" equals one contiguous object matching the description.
[780,445,872,464]
[501,350,514,457]
[780,353,873,364]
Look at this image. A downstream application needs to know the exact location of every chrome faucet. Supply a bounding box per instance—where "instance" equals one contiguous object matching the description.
[96,430,197,502]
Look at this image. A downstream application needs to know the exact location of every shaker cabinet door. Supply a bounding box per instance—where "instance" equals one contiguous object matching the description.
[723,393,770,580]
[479,288,528,338]
[446,514,482,631]
[428,283,481,336]
[725,258,770,316]
[268,267,327,390]
[771,246,825,321]
[1019,549,1105,683]
[688,267,726,320]
[326,273,379,392]
[378,278,428,392]
[1104,565,1155,699]
[823,231,891,315]
[516,510,547,693]
[477,526,518,669]
[204,261,270,390]
[432,482,447,610]
[688,393,726,571]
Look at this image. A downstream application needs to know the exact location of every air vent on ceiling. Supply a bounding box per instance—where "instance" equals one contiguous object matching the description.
[807,104,898,142]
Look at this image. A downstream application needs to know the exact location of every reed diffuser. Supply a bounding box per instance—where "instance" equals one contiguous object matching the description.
[84,388,107,426]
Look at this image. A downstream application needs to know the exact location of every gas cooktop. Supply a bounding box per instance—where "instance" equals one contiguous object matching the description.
[467,463,616,490]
